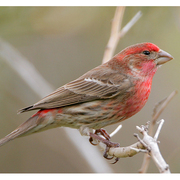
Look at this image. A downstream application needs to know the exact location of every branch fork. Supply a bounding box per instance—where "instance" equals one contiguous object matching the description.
[133,119,170,173]
[95,119,170,173]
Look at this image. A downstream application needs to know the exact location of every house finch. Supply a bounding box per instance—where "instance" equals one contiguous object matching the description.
[0,42,173,148]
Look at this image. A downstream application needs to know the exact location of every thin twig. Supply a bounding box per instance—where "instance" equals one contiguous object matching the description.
[135,120,170,173]
[154,119,164,141]
[152,90,178,127]
[102,8,142,63]
[119,11,142,39]
[110,124,122,137]
[102,6,125,63]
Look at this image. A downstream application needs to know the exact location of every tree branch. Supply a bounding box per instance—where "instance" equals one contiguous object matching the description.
[135,120,170,173]
[102,7,142,63]
[98,119,171,173]
[102,6,125,63]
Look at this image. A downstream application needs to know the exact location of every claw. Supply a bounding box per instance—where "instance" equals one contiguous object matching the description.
[104,154,114,160]
[103,146,120,164]
[89,137,98,146]
[89,129,120,164]
[88,128,110,145]
[103,146,113,160]
[111,157,120,164]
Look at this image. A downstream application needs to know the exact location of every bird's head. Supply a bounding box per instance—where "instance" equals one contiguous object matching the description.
[113,42,173,77]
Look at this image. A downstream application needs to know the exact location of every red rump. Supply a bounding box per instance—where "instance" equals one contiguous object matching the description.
[32,109,53,117]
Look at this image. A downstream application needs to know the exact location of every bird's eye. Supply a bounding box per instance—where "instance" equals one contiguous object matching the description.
[143,50,150,55]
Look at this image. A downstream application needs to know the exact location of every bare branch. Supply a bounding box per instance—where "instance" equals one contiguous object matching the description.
[135,121,170,173]
[119,11,142,39]
[154,119,164,141]
[152,90,177,126]
[110,124,122,138]
[99,120,170,173]
[108,141,144,158]
[102,7,142,63]
[102,6,125,63]
[96,119,171,173]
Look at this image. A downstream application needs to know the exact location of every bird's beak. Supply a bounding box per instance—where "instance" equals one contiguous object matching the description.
[156,49,173,66]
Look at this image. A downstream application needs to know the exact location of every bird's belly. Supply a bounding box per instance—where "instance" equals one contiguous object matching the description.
[55,100,124,129]
[55,84,151,129]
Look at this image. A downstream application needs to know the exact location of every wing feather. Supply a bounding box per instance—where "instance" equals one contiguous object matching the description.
[18,64,132,113]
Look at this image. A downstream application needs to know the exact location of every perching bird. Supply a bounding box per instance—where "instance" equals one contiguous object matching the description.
[0,42,173,149]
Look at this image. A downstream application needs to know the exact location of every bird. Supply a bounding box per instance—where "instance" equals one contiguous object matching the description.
[0,42,173,153]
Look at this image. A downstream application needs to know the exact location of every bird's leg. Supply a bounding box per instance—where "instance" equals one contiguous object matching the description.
[95,129,111,140]
[89,128,110,145]
[89,128,120,164]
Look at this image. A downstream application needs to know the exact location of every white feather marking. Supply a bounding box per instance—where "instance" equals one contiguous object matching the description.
[84,77,104,85]
[84,77,116,87]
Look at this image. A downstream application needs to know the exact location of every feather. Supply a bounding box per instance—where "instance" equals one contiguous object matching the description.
[18,63,132,113]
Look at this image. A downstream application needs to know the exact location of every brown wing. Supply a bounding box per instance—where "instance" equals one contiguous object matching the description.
[18,64,132,113]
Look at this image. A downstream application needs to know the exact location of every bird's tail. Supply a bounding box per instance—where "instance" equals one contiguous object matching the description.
[0,114,39,147]
[0,109,59,147]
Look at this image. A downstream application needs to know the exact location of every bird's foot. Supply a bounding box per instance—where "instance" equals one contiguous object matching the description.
[89,128,110,145]
[89,128,120,164]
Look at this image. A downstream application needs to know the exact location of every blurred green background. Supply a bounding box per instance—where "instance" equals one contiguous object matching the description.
[0,6,179,173]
